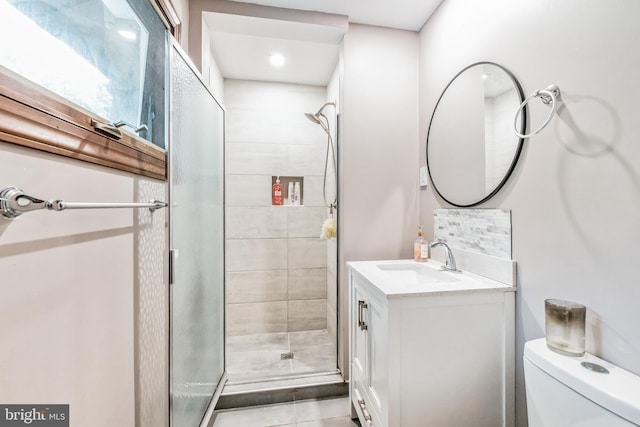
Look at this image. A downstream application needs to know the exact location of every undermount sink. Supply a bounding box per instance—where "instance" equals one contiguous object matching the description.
[376,261,460,284]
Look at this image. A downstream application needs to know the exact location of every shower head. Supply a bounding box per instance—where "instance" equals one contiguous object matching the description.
[305,112,322,125]
[304,102,335,125]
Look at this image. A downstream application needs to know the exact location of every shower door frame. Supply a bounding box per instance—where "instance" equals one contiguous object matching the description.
[167,36,227,427]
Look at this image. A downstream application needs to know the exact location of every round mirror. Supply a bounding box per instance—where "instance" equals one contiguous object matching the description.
[426,62,526,207]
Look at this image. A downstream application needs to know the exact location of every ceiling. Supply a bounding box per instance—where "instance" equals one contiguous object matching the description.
[206,0,444,86]
[223,0,443,32]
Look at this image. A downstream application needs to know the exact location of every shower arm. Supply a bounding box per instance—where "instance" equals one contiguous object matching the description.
[315,102,335,117]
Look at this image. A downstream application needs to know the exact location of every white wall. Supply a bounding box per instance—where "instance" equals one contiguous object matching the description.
[418,1,640,424]
[208,48,225,102]
[201,17,212,89]
[200,15,225,101]
[0,143,167,427]
[340,24,419,376]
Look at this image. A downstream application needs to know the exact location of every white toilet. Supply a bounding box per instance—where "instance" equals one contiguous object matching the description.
[524,338,640,426]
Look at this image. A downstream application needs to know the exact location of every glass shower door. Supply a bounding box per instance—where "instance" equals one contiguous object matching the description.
[169,40,225,427]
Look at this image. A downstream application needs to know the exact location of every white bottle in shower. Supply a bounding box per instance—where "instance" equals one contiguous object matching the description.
[294,182,301,206]
[288,182,295,205]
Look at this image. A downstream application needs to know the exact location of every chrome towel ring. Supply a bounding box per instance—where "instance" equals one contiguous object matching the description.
[514,84,561,138]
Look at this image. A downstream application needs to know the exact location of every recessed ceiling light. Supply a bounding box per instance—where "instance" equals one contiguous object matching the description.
[270,54,286,67]
[481,73,491,80]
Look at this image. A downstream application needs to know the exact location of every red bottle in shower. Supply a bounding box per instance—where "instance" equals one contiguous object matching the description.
[273,176,283,205]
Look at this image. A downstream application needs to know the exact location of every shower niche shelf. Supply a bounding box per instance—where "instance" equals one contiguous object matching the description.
[272,176,304,206]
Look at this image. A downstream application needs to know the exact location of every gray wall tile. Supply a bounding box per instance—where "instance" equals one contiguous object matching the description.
[226,239,287,271]
[227,301,288,336]
[288,143,327,176]
[327,304,337,349]
[226,175,272,207]
[299,175,325,207]
[226,207,287,239]
[288,268,327,300]
[327,232,338,314]
[326,238,338,278]
[288,207,327,238]
[288,299,327,331]
[227,270,288,303]
[289,238,327,269]
[226,143,288,175]
[224,80,337,342]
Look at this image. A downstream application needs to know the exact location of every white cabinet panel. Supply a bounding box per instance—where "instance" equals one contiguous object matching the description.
[367,292,387,415]
[348,260,515,427]
[351,282,369,380]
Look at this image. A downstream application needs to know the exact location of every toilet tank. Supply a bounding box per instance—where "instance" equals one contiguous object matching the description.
[524,338,640,426]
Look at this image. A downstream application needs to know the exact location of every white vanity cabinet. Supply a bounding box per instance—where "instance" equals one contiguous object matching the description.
[350,273,388,426]
[348,260,515,427]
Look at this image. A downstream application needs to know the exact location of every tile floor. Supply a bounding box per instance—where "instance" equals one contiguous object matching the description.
[212,396,360,427]
[226,329,337,383]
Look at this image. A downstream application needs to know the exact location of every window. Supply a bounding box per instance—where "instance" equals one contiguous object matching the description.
[0,0,172,179]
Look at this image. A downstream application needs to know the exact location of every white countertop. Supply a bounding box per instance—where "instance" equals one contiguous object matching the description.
[347,259,516,298]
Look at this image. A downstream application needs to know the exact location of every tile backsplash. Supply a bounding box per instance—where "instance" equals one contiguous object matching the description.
[434,208,512,259]
[433,209,515,286]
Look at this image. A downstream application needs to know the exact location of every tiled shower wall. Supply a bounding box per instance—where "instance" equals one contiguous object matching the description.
[224,79,331,337]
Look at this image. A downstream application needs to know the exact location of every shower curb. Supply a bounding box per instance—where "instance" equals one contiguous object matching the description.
[215,377,348,410]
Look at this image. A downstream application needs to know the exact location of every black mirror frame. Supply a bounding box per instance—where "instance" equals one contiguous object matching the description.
[426,61,527,207]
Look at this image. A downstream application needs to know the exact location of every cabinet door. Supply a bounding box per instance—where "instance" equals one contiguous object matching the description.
[366,292,387,417]
[351,282,369,380]
[351,277,387,425]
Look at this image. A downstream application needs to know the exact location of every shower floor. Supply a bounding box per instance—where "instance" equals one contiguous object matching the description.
[226,329,338,384]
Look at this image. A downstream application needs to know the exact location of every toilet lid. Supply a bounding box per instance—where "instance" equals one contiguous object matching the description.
[524,339,640,425]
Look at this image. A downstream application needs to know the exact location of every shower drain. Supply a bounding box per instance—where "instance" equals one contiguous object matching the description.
[281,352,295,360]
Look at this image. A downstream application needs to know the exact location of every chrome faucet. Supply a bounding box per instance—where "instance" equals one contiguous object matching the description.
[429,241,461,273]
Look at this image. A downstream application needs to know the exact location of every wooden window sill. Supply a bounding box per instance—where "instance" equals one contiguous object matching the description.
[0,69,166,181]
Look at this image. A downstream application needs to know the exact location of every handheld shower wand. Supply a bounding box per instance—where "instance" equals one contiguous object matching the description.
[304,102,337,213]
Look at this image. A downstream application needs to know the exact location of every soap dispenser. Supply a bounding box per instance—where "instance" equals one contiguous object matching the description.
[414,226,428,262]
